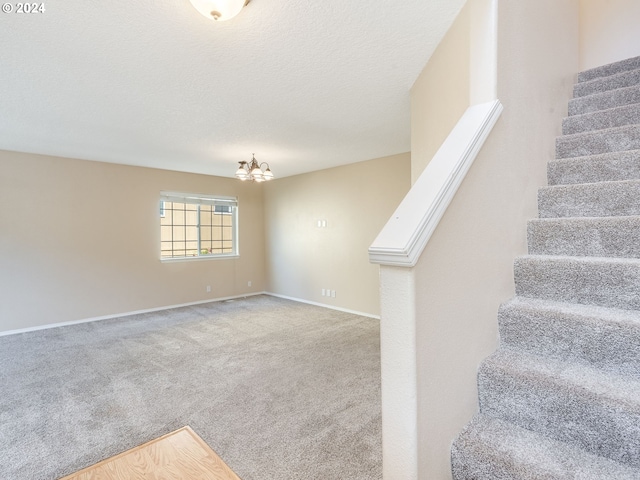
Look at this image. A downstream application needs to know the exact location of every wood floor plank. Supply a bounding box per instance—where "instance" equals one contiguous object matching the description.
[59,426,241,480]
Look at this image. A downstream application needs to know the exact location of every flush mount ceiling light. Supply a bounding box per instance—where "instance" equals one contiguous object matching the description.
[189,0,250,21]
[235,154,274,182]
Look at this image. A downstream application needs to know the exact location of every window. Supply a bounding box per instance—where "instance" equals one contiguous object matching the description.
[160,192,238,260]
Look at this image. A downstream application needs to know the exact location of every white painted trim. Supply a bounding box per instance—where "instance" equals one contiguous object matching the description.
[0,292,267,337]
[160,254,240,263]
[379,266,418,480]
[369,99,503,267]
[0,291,378,337]
[265,292,381,320]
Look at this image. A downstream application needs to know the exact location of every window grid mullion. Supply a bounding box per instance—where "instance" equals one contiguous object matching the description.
[160,197,237,259]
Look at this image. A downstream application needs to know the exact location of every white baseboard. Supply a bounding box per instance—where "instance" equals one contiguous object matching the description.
[0,292,267,337]
[265,292,380,320]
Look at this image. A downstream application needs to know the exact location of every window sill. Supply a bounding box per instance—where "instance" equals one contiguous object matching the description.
[160,254,239,263]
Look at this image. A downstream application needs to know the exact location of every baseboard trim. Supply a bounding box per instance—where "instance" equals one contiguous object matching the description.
[0,292,267,337]
[265,292,380,320]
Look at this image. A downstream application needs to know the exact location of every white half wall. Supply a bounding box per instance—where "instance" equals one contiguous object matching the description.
[412,1,579,477]
[375,1,580,478]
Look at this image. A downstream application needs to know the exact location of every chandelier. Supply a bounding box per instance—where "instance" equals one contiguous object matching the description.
[188,0,250,22]
[235,154,274,182]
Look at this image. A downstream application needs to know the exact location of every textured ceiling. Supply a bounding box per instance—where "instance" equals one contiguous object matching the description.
[0,0,466,178]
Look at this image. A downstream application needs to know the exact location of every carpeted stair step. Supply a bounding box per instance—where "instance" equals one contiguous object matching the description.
[538,179,640,218]
[578,55,640,83]
[498,297,640,376]
[562,102,640,135]
[556,124,640,159]
[451,414,640,480]
[573,68,640,98]
[477,349,640,467]
[514,255,640,310]
[451,57,640,479]
[547,150,640,185]
[527,216,640,257]
[569,85,640,116]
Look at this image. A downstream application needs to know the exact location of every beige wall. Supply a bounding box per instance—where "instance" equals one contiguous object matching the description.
[0,150,266,333]
[410,0,498,184]
[410,2,470,183]
[1,149,408,332]
[580,0,640,71]
[409,0,579,477]
[264,153,410,317]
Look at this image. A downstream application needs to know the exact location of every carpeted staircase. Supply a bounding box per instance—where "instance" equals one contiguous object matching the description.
[451,56,640,479]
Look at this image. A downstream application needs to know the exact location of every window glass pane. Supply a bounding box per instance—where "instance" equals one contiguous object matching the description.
[159,195,237,259]
[172,226,185,241]
[160,225,172,240]
[173,209,185,225]
[214,205,231,214]
[186,209,198,225]
[200,210,213,227]
[160,240,174,258]
[185,225,198,241]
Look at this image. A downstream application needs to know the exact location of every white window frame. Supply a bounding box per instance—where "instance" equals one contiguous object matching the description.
[159,192,239,261]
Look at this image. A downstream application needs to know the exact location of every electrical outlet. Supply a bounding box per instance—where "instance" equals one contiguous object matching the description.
[331,290,336,298]
[206,285,211,293]
[322,288,326,296]
[248,281,252,287]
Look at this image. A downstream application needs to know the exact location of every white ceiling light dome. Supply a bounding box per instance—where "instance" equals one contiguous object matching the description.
[189,0,248,21]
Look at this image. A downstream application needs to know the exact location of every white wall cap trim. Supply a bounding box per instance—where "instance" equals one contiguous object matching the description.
[369,99,503,267]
